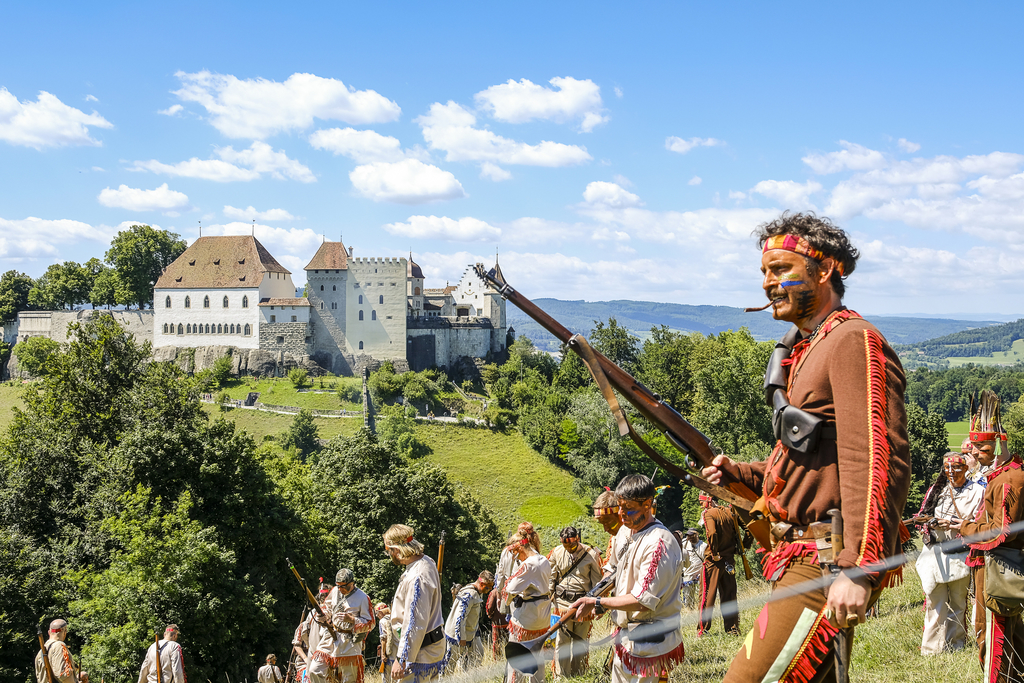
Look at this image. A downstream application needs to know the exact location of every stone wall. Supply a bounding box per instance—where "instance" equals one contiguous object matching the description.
[406,318,496,371]
[259,321,313,356]
[150,345,326,378]
[8,310,155,346]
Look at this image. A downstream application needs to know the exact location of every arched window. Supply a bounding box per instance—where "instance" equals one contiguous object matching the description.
[203,295,210,308]
[320,285,324,291]
[358,310,364,320]
[359,341,364,350]
[185,296,191,308]
[379,295,384,304]
[177,323,183,335]
[223,296,229,308]
[332,285,336,291]
[244,324,251,335]
[163,323,168,333]
[218,324,222,334]
[206,324,211,333]
[165,296,171,308]
[186,324,192,334]
[414,287,420,295]
[371,311,377,320]
[230,324,235,334]
[358,295,363,304]
[242,295,248,308]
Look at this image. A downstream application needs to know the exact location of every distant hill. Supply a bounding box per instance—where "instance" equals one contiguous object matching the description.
[895,317,1024,362]
[505,298,1003,352]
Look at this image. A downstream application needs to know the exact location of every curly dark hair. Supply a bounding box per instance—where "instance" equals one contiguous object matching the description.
[754,212,860,298]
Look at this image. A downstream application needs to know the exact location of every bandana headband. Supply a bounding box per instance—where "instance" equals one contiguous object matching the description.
[592,506,619,517]
[763,234,845,276]
[944,454,967,466]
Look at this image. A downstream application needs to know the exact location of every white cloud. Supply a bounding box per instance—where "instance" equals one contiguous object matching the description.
[614,87,624,99]
[198,222,323,265]
[0,216,118,260]
[498,217,592,246]
[474,76,608,132]
[898,138,921,153]
[85,95,98,102]
[98,184,190,212]
[0,88,113,149]
[613,174,633,188]
[131,141,315,183]
[91,166,105,172]
[383,215,500,241]
[729,191,747,200]
[172,70,401,139]
[582,181,643,208]
[688,176,702,186]
[223,205,296,222]
[480,162,512,181]
[159,104,184,116]
[308,127,406,163]
[665,136,723,154]
[350,159,466,204]
[751,179,823,210]
[416,101,592,167]
[802,140,886,174]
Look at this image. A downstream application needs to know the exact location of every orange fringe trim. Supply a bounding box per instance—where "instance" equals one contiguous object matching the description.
[613,634,685,677]
[858,329,893,570]
[780,609,840,683]
[509,623,549,642]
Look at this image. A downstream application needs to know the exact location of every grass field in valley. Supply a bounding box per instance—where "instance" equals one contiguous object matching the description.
[0,383,26,432]
[946,338,1024,368]
[219,375,363,411]
[947,420,969,449]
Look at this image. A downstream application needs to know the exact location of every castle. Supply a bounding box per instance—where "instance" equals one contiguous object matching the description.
[153,235,509,375]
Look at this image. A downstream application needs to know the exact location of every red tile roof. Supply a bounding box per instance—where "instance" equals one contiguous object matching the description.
[155,236,289,289]
[305,241,349,270]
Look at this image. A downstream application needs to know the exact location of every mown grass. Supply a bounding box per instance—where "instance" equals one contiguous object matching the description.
[0,383,26,432]
[200,403,364,441]
[410,421,601,548]
[947,420,969,450]
[219,376,363,411]
[947,338,1024,367]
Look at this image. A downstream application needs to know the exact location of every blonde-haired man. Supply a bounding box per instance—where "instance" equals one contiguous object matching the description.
[384,524,446,682]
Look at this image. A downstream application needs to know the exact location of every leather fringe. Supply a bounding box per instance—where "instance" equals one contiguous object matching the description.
[613,635,685,677]
[509,623,549,642]
[781,610,840,683]
[858,329,893,570]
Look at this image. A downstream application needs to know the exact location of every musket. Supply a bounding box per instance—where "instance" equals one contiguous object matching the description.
[437,530,446,575]
[154,631,164,683]
[902,515,937,526]
[37,623,56,683]
[828,509,850,683]
[286,558,338,639]
[731,512,754,581]
[474,265,761,512]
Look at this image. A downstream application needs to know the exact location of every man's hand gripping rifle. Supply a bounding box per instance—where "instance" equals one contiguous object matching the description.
[474,266,768,545]
[287,557,338,639]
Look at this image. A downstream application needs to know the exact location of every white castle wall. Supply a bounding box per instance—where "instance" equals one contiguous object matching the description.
[8,310,155,345]
[154,288,261,349]
[346,257,406,360]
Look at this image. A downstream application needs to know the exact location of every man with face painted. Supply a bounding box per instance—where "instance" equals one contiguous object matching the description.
[309,568,376,683]
[915,453,985,655]
[593,490,622,569]
[703,212,911,682]
[951,390,1024,680]
[547,526,602,677]
[696,494,741,636]
[571,474,684,683]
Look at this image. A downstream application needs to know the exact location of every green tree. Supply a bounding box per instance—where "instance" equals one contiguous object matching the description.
[289,409,321,457]
[590,318,640,375]
[637,326,699,415]
[905,402,950,515]
[289,367,309,388]
[87,258,119,309]
[212,354,234,387]
[0,270,35,321]
[28,261,92,310]
[105,225,187,308]
[11,335,60,377]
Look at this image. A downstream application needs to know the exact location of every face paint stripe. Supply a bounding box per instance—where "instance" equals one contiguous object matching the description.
[779,281,805,287]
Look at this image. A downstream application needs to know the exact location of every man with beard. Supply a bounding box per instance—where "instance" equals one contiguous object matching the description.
[696,495,742,636]
[385,524,446,683]
[309,569,376,683]
[593,490,622,569]
[916,453,984,655]
[571,474,685,683]
[951,390,1024,680]
[703,212,911,681]
[547,526,602,677]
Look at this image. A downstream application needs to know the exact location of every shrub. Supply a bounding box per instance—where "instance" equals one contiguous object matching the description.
[288,368,309,388]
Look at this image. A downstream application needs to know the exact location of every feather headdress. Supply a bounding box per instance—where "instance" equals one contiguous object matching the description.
[969,389,1008,443]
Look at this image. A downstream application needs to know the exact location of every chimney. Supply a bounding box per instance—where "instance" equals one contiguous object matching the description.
[348,246,354,257]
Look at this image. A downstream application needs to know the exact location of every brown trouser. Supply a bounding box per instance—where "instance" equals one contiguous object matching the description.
[972,564,1024,682]
[698,557,740,635]
[723,554,881,683]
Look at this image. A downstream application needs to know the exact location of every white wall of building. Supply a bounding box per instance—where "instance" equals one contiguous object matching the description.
[347,257,407,359]
[154,288,261,348]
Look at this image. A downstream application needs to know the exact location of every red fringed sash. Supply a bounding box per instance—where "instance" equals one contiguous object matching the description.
[612,631,685,677]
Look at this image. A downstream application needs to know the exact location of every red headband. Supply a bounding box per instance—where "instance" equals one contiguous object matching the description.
[763,234,845,276]
[406,536,413,543]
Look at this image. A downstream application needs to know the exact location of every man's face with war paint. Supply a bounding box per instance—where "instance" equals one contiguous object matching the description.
[618,497,654,531]
[945,459,968,488]
[972,440,997,467]
[760,248,832,328]
[561,534,580,553]
[593,505,620,535]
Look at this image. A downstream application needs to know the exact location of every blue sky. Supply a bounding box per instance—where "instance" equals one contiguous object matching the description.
[2,2,1023,317]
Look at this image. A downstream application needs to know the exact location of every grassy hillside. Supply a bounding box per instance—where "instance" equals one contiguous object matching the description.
[946,338,1024,367]
[0,383,25,432]
[219,376,363,410]
[411,421,601,548]
[201,403,364,441]
[947,420,969,449]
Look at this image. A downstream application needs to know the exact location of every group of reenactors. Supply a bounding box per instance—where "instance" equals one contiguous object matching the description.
[30,213,1024,683]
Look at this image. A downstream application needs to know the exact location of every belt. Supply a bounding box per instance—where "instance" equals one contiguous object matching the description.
[422,626,444,646]
[771,521,838,562]
[554,588,585,602]
[512,594,550,608]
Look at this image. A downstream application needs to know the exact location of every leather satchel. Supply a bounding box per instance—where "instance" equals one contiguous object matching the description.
[984,547,1024,616]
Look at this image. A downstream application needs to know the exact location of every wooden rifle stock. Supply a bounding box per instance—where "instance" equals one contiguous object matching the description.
[474,265,759,508]
[37,624,56,683]
[731,513,754,580]
[437,530,446,575]
[153,631,163,683]
[286,558,338,639]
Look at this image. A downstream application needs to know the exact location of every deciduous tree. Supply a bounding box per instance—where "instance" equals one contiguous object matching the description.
[104,224,186,309]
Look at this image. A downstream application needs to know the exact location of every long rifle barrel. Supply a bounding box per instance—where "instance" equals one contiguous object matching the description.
[37,624,56,683]
[286,558,338,639]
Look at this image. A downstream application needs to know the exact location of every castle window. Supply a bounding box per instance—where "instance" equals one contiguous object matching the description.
[185,296,191,308]
[371,311,377,321]
[358,310,364,320]
[186,324,191,334]
[223,296,229,308]
[291,315,297,322]
[230,324,236,334]
[333,285,336,291]
[242,296,248,308]
[218,324,223,333]
[165,296,171,308]
[177,324,183,335]
[379,295,384,304]
[277,336,284,344]
[205,324,210,333]
[332,302,337,310]
[414,287,420,295]
[321,285,325,291]
[203,296,210,308]
[270,315,276,323]
[320,302,324,310]
[163,323,168,333]
[358,295,363,304]
[244,324,251,336]
[359,341,364,350]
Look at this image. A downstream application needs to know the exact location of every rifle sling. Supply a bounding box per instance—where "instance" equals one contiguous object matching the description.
[553,548,591,592]
[571,334,752,512]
